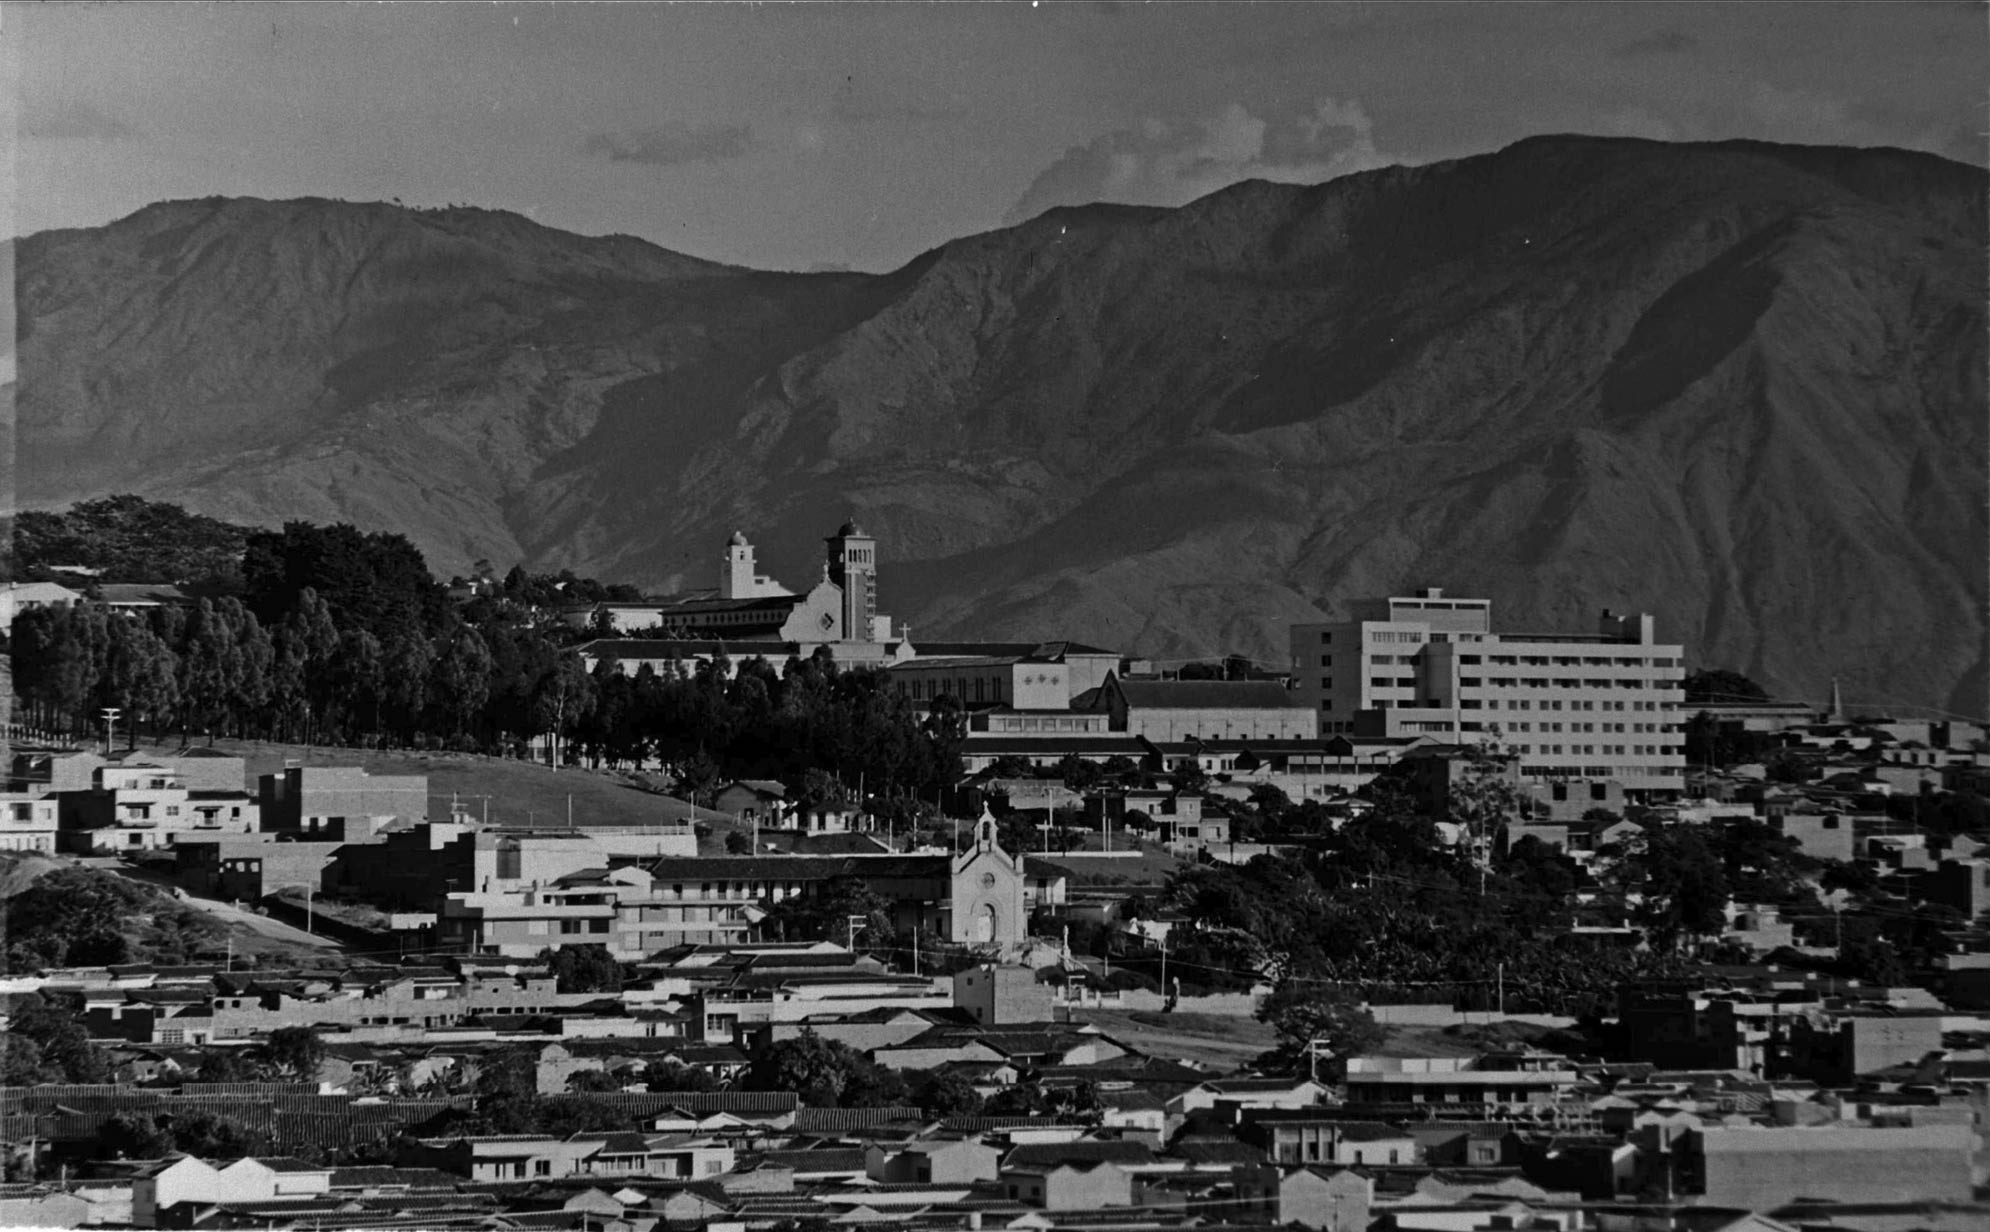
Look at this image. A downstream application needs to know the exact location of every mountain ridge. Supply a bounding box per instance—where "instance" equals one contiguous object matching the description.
[14,135,1987,714]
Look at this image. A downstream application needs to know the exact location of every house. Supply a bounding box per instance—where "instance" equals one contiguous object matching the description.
[1241,1113,1418,1167]
[0,793,59,852]
[1232,1163,1372,1232]
[130,1156,335,1227]
[60,763,258,853]
[953,964,1054,1025]
[864,1138,1001,1184]
[1001,1155,1136,1210]
[1762,812,1855,863]
[173,836,346,901]
[0,581,83,631]
[405,1132,734,1182]
[97,583,197,613]
[714,781,786,826]
[1173,1076,1329,1116]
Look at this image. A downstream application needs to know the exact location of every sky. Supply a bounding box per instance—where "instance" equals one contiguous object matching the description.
[8,1,1986,273]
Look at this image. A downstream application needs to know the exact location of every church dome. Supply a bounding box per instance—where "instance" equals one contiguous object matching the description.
[728,530,749,546]
[835,520,865,537]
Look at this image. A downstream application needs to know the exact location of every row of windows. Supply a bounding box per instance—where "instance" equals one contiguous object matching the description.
[1512,744,1675,758]
[1471,677,1671,690]
[1478,654,1682,668]
[905,677,1004,703]
[1523,765,1683,780]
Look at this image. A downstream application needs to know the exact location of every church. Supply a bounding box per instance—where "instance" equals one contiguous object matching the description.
[637,812,1031,954]
[569,522,905,664]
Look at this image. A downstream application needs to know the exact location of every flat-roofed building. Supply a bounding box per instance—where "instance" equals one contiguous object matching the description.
[258,765,427,838]
[1290,588,1685,795]
[1342,1050,1583,1110]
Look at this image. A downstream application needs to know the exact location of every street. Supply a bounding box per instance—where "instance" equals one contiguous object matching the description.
[79,857,344,952]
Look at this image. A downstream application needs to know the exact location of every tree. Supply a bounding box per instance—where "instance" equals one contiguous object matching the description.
[1254,977,1386,1077]
[260,1026,326,1080]
[1607,826,1729,949]
[0,1034,51,1085]
[912,1069,984,1117]
[533,655,597,767]
[763,875,893,950]
[542,945,624,994]
[99,1112,174,1160]
[1058,755,1103,794]
[1684,669,1770,706]
[740,1029,862,1105]
[725,830,755,855]
[194,1048,262,1083]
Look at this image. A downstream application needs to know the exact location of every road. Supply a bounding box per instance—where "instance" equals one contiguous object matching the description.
[81,857,344,951]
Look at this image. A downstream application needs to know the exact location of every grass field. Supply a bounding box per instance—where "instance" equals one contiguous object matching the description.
[132,739,738,845]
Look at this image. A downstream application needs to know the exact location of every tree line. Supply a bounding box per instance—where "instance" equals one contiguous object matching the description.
[9,512,964,802]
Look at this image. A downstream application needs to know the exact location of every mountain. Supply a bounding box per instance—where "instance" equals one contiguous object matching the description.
[13,136,1987,715]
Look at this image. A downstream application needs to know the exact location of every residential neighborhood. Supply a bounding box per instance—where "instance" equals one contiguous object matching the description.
[3,528,1989,1230]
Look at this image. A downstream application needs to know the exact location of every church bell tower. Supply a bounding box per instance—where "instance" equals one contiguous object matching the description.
[824,521,878,641]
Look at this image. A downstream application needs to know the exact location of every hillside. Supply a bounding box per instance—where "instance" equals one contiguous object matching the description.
[14,137,1986,714]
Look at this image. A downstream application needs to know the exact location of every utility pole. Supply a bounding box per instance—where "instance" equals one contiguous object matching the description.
[100,708,122,757]
[1497,962,1505,1017]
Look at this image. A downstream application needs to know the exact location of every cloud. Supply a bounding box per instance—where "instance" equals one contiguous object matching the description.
[1611,29,1700,58]
[22,98,138,141]
[582,122,753,166]
[1003,99,1398,226]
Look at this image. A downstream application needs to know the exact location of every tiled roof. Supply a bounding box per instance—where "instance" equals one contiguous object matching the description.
[1114,679,1303,710]
[1172,1141,1265,1166]
[752,1147,869,1173]
[1003,1140,1154,1170]
[645,854,949,881]
[789,1106,928,1133]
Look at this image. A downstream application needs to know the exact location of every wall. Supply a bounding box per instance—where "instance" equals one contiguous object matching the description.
[1693,1124,1974,1207]
[1124,707,1318,743]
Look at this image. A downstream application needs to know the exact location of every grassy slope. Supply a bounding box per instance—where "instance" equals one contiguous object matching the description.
[0,853,325,968]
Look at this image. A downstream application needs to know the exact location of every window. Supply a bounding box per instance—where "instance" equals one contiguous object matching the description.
[535,1161,552,1177]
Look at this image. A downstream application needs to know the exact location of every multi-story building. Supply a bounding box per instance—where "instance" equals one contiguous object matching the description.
[258,766,427,838]
[0,792,60,851]
[1290,588,1686,794]
[61,762,259,853]
[1340,1050,1584,1110]
[439,816,1032,959]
